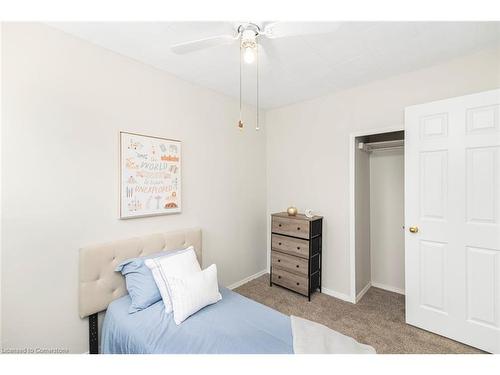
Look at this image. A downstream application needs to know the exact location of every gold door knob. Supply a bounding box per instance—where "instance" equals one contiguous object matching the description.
[409,226,419,233]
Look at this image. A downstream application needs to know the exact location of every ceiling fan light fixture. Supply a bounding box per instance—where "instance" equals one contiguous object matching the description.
[240,28,258,65]
[243,47,255,64]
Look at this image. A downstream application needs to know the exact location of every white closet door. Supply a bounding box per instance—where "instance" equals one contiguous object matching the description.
[405,89,500,353]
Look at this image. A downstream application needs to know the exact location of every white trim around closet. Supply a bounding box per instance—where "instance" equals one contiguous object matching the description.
[371,282,405,296]
[355,282,405,303]
[322,287,355,303]
[355,282,372,302]
[348,125,404,304]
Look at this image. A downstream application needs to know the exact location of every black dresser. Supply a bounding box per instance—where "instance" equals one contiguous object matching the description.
[270,212,323,300]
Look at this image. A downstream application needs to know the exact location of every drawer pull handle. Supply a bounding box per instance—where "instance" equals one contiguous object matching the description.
[278,276,281,279]
[297,246,300,250]
[278,224,282,227]
[296,265,299,268]
[278,242,282,246]
[277,259,281,262]
[297,227,301,230]
[296,282,300,286]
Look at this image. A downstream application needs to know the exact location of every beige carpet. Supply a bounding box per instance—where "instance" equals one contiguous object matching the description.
[234,274,484,354]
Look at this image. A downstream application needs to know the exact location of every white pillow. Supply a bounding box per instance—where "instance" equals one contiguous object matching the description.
[145,246,201,314]
[166,264,222,325]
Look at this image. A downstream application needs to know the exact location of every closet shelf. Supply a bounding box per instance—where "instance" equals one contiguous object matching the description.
[359,139,404,152]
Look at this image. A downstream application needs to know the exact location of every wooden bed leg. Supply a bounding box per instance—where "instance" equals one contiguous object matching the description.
[89,313,98,354]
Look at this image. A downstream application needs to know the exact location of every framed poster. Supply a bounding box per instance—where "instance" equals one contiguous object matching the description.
[120,131,181,219]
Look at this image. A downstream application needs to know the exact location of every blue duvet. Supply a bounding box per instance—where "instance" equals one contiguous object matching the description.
[101,287,293,354]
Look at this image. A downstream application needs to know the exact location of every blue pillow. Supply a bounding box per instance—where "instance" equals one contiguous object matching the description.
[115,249,185,313]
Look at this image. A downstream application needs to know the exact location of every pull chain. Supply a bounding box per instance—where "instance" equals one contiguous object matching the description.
[238,42,244,130]
[256,43,260,131]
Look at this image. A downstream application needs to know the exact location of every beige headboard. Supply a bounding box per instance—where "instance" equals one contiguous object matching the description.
[79,228,202,318]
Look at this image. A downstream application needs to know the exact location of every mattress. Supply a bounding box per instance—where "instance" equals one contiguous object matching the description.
[101,287,293,354]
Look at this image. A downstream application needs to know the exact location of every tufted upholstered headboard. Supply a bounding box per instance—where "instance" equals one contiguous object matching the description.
[79,228,202,318]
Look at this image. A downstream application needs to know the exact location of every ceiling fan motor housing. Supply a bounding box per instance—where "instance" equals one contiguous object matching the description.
[239,23,260,49]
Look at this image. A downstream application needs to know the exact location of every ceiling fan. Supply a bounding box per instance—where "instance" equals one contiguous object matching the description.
[171,22,341,59]
[171,22,341,130]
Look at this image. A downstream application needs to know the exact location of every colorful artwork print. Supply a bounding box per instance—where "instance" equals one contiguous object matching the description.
[120,132,181,219]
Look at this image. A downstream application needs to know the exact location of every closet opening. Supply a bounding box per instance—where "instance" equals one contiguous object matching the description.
[349,129,405,303]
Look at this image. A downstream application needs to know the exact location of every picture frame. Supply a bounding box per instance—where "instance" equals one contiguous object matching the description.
[119,131,181,219]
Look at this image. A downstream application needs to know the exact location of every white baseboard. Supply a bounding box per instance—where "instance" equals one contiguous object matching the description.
[321,287,355,304]
[227,271,358,304]
[227,269,267,290]
[355,282,371,302]
[371,281,405,295]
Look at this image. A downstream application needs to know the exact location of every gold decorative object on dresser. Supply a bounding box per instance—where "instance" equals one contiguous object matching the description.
[270,212,323,301]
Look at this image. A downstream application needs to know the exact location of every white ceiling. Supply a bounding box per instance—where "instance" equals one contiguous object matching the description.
[49,22,500,109]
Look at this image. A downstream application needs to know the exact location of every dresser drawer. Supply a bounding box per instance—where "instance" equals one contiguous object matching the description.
[272,268,308,295]
[272,250,308,276]
[272,216,310,239]
[271,234,309,259]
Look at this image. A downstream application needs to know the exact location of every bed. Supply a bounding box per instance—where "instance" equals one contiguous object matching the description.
[79,228,375,354]
[102,288,292,354]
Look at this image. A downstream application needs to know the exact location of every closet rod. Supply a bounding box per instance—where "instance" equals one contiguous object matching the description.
[359,139,404,152]
[369,145,404,152]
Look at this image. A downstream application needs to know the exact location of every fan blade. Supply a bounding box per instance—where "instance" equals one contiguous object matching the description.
[262,22,341,39]
[171,34,238,54]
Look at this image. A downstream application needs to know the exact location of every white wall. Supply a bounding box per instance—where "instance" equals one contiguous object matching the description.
[369,149,405,294]
[0,21,3,347]
[1,23,267,353]
[266,46,500,299]
[355,139,371,295]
